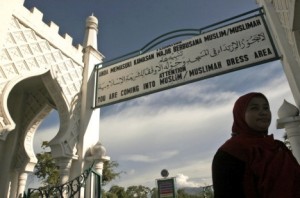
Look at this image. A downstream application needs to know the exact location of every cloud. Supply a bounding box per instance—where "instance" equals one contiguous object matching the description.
[34,120,59,153]
[122,150,178,163]
[26,0,296,192]
[176,174,201,188]
[32,60,294,189]
[99,62,294,189]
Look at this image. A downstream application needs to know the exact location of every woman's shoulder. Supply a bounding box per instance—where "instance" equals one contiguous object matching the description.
[218,136,258,161]
[219,136,248,151]
[213,149,243,163]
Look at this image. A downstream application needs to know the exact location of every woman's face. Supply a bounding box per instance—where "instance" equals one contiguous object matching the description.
[245,96,271,131]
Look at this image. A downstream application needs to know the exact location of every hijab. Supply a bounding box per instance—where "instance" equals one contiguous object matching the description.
[219,92,300,198]
[231,92,268,137]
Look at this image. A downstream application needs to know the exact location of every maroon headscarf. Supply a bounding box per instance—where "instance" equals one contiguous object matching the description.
[220,92,300,198]
[231,92,269,136]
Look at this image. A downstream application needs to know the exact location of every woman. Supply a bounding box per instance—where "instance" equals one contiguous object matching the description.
[212,92,300,198]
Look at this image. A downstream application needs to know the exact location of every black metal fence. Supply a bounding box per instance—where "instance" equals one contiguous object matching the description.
[24,167,101,198]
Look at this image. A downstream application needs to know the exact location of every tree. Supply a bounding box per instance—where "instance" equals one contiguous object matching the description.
[176,186,214,198]
[102,160,122,186]
[102,192,118,198]
[126,185,151,198]
[108,185,127,198]
[150,187,158,198]
[177,189,190,198]
[34,141,121,187]
[202,185,214,198]
[34,141,60,186]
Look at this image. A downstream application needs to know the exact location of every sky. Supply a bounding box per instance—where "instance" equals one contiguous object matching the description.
[24,0,295,190]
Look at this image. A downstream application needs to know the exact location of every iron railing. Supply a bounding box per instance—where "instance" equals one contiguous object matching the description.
[24,167,101,198]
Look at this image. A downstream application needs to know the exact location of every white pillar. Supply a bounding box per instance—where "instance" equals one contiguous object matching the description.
[70,14,104,179]
[277,100,300,164]
[93,161,105,175]
[16,172,28,198]
[85,160,105,198]
[85,142,110,198]
[57,157,73,184]
[256,0,300,106]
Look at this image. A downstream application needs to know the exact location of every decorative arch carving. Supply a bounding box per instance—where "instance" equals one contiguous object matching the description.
[0,14,84,162]
[4,74,53,173]
[14,105,53,173]
[0,3,91,195]
[42,72,81,159]
[0,71,50,140]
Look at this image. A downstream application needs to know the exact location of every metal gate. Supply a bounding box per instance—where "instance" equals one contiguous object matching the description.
[24,166,101,198]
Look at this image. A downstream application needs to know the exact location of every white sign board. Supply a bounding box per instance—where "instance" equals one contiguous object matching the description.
[95,16,278,107]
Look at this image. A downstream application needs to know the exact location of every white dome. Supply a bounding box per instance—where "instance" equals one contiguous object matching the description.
[278,100,299,118]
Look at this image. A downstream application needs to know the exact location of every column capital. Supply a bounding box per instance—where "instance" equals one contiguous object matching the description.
[277,100,300,129]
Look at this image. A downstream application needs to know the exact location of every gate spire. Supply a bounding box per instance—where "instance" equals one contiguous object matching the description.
[83,15,99,49]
